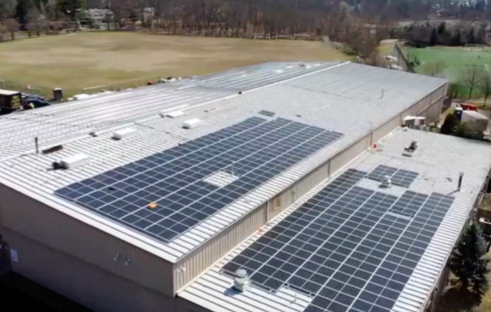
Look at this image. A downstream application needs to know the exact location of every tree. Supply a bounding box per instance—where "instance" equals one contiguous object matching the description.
[437,21,446,35]
[429,27,437,46]
[467,28,476,45]
[449,222,489,296]
[57,0,86,20]
[480,70,491,106]
[440,113,459,135]
[463,65,483,99]
[451,31,462,46]
[0,0,17,19]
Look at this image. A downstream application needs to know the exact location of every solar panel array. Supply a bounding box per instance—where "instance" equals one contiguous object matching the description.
[222,168,454,312]
[367,165,419,188]
[55,117,343,242]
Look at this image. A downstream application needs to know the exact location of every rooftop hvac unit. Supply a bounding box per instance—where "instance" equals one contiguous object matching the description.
[112,128,136,140]
[403,116,416,128]
[164,110,185,118]
[183,118,202,129]
[60,154,90,169]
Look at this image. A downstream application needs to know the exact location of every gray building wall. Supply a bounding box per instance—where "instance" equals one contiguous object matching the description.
[1,227,173,312]
[0,183,175,297]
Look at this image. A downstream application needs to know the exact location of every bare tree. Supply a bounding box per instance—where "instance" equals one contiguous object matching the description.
[462,65,483,99]
[481,70,491,107]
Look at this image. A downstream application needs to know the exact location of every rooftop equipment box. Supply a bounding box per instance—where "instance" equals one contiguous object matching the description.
[0,89,22,110]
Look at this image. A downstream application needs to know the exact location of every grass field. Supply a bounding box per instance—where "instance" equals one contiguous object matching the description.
[0,32,349,96]
[405,46,491,81]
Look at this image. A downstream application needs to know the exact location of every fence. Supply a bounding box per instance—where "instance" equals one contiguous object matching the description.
[394,43,414,73]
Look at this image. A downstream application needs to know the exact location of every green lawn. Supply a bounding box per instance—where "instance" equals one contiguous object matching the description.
[405,46,491,81]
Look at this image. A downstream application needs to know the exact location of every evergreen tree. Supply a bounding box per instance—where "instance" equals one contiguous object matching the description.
[440,113,459,135]
[467,28,476,45]
[449,222,489,296]
[451,31,462,46]
[429,28,437,46]
[57,0,86,20]
[437,22,446,35]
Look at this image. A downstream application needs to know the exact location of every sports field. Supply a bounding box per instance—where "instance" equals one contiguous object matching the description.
[0,32,349,96]
[405,46,491,80]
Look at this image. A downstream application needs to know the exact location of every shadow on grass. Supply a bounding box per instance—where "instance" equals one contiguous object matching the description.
[436,286,480,312]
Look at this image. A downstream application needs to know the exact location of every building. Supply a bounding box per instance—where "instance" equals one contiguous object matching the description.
[88,8,113,24]
[0,61,490,312]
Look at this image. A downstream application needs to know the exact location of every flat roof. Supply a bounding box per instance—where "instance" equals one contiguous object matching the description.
[180,128,491,312]
[0,62,447,262]
[0,89,20,96]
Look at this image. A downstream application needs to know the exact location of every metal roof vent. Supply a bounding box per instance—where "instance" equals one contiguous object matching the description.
[183,118,202,129]
[233,269,250,293]
[112,128,136,140]
[380,175,392,188]
[60,154,90,169]
[402,141,418,157]
[164,110,185,118]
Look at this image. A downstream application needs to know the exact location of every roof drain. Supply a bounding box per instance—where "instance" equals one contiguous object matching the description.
[233,269,250,292]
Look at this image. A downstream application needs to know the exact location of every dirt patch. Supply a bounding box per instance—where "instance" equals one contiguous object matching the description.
[0,32,350,92]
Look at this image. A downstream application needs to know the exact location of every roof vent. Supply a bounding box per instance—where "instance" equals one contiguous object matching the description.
[183,118,202,129]
[380,175,392,188]
[112,128,136,140]
[402,140,418,157]
[233,269,250,293]
[164,110,185,118]
[60,154,90,169]
[42,145,63,154]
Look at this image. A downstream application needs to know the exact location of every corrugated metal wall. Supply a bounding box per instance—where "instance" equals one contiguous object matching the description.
[0,184,175,296]
[373,115,401,143]
[174,204,266,291]
[1,227,172,312]
[330,135,372,174]
[293,162,330,207]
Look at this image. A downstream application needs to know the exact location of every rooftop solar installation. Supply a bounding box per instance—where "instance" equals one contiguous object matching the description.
[55,117,343,242]
[367,165,419,188]
[222,168,454,312]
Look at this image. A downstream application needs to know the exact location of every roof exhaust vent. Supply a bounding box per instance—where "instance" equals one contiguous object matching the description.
[402,141,418,157]
[60,154,90,169]
[380,175,392,188]
[164,110,185,118]
[233,269,250,293]
[183,118,202,129]
[112,128,136,140]
[458,172,464,191]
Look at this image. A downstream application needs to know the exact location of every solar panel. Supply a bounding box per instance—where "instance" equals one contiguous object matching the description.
[258,110,275,117]
[55,117,343,242]
[222,169,454,312]
[367,165,418,188]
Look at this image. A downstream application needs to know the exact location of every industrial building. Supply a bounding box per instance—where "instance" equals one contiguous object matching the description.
[0,61,490,312]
